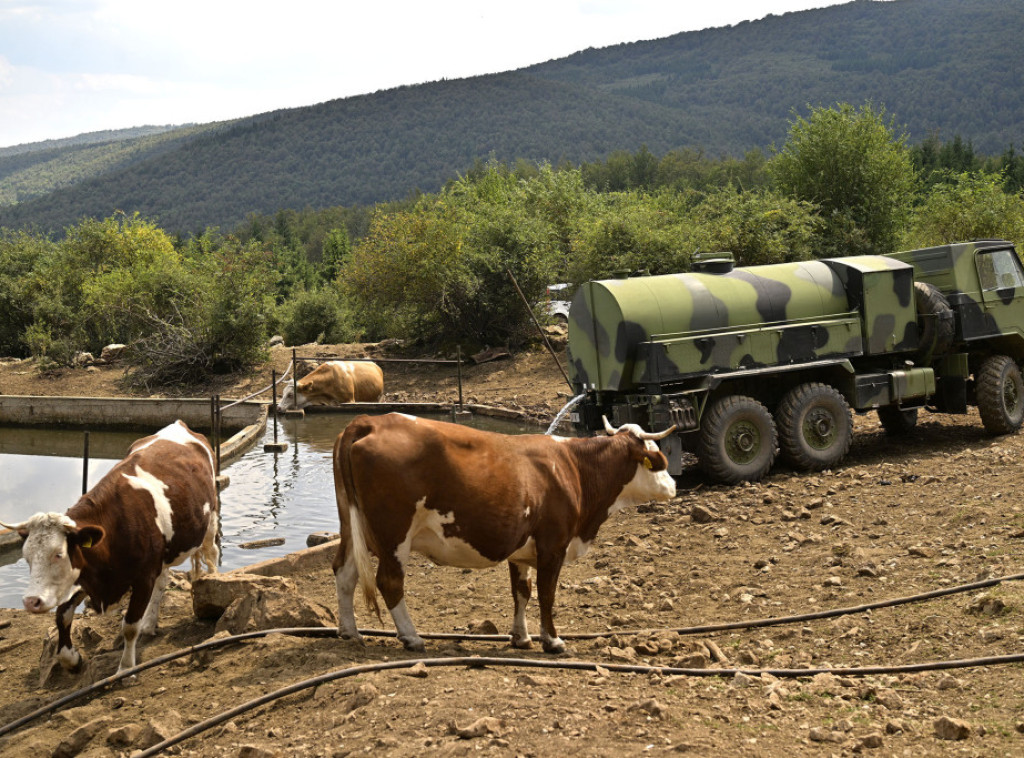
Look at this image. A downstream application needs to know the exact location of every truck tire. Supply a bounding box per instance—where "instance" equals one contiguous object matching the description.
[775,383,853,471]
[877,406,918,435]
[976,355,1024,435]
[698,396,778,484]
[914,282,954,358]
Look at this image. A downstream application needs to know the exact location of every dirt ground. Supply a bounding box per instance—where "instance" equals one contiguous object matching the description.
[2,342,1024,757]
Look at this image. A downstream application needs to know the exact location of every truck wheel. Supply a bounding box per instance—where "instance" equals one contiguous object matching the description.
[698,396,778,484]
[976,355,1024,435]
[776,383,852,471]
[877,406,918,435]
[914,282,954,358]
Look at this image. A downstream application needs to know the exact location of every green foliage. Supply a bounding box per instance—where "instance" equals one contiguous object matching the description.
[582,147,770,194]
[567,190,698,281]
[0,231,52,357]
[345,163,568,348]
[906,172,1024,248]
[126,234,276,387]
[22,213,184,362]
[276,285,359,346]
[693,188,821,266]
[769,103,917,256]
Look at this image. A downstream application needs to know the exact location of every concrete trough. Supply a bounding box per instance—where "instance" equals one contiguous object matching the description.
[0,395,264,433]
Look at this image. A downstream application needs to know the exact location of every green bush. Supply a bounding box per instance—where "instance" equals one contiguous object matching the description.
[693,187,821,266]
[277,285,359,345]
[770,103,917,256]
[126,237,276,388]
[906,171,1024,247]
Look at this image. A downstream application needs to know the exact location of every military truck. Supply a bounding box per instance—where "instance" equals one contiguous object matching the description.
[567,239,1024,484]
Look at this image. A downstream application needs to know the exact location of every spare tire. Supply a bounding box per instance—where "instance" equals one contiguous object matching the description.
[914,281,954,358]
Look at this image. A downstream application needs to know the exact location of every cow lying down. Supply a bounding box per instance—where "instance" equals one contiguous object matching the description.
[277,360,384,411]
[332,413,676,653]
[0,420,220,675]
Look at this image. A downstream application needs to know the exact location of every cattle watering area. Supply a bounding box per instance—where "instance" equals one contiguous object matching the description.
[3,346,1024,756]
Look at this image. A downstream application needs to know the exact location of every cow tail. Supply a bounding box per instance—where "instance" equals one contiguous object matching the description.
[196,505,221,576]
[335,428,382,622]
[191,452,221,580]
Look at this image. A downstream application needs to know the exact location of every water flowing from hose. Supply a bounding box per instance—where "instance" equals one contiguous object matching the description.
[546,393,585,435]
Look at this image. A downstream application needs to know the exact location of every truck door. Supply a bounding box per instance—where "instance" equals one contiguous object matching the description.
[976,247,1024,341]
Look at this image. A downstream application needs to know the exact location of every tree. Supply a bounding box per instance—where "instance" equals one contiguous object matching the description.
[769,103,917,256]
[907,172,1024,247]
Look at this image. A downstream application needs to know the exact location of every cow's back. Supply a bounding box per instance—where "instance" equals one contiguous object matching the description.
[68,422,217,594]
[351,361,384,402]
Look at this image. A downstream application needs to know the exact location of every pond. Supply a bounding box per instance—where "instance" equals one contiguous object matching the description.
[0,411,542,608]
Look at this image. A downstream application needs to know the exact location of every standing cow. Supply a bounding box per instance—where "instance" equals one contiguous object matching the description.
[332,413,676,653]
[0,420,220,675]
[277,360,384,411]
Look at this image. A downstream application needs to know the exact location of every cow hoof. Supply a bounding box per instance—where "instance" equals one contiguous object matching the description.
[400,636,426,653]
[510,636,533,650]
[58,648,83,673]
[338,631,366,646]
[541,639,566,655]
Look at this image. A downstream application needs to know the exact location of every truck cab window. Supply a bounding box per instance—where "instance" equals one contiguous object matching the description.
[977,250,1024,292]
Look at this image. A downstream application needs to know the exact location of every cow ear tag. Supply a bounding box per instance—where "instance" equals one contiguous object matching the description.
[81,535,93,549]
[643,457,653,470]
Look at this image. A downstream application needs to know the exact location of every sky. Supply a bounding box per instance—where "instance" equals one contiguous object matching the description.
[0,0,855,149]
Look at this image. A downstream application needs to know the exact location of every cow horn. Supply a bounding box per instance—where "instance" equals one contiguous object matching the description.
[0,518,26,531]
[639,425,677,441]
[602,416,677,440]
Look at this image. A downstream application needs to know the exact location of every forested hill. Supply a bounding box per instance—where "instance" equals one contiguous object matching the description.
[1,0,1021,234]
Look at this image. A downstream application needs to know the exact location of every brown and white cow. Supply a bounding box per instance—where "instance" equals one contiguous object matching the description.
[0,420,220,675]
[332,413,676,653]
[277,360,384,411]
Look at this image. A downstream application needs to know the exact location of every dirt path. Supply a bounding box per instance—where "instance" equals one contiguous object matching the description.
[2,344,1024,756]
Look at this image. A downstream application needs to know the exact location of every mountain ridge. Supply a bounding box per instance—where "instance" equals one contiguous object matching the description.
[1,0,1020,234]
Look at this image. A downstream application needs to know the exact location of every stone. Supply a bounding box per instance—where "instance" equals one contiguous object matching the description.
[467,619,499,634]
[99,343,127,362]
[306,531,338,547]
[52,716,112,758]
[193,573,297,619]
[858,732,884,749]
[690,505,719,523]
[401,662,429,678]
[934,716,972,740]
[629,698,666,718]
[106,723,143,747]
[808,726,841,743]
[450,716,504,739]
[342,683,379,714]
[136,710,185,750]
[215,585,336,634]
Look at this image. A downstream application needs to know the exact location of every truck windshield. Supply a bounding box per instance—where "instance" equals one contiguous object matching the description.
[977,249,1024,291]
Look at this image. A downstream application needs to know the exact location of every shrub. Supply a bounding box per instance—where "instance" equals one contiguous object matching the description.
[277,285,359,345]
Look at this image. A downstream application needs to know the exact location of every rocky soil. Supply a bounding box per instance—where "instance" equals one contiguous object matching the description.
[2,343,1024,757]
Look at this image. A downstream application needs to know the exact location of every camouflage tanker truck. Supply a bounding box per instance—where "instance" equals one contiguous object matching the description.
[567,239,1024,484]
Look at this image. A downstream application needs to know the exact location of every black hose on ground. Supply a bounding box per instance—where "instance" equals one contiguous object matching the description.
[3,568,1022,740]
[134,651,1024,758]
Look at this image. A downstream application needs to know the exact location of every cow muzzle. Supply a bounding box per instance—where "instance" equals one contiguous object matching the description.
[23,595,51,614]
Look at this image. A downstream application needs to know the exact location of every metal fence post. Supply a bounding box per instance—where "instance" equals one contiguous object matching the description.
[81,431,90,495]
[457,345,464,409]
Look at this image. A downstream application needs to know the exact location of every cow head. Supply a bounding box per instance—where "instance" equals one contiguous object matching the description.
[602,417,677,505]
[0,513,105,613]
[277,379,312,411]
